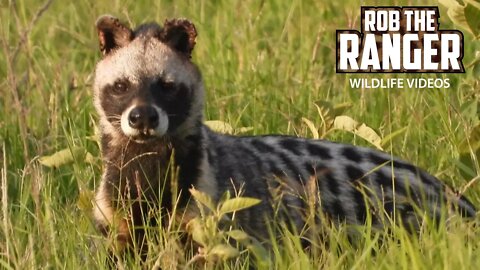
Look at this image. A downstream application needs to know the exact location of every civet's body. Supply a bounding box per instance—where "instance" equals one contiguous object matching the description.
[92,15,476,253]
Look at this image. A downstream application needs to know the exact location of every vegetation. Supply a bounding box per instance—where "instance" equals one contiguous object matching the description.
[1,0,479,269]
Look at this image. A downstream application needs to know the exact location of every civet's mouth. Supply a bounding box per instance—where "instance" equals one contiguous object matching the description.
[120,104,169,142]
[130,131,161,143]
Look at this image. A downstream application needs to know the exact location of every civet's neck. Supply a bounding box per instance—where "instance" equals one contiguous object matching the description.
[100,123,204,209]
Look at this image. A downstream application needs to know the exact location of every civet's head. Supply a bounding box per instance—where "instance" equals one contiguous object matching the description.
[93,15,204,144]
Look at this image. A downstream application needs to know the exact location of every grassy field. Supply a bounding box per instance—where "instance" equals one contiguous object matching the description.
[1,0,480,269]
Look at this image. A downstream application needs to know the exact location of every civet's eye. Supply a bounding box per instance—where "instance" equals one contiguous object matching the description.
[112,81,128,94]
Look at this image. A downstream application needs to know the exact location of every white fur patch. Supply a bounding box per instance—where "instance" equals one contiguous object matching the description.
[94,37,200,94]
[93,176,114,227]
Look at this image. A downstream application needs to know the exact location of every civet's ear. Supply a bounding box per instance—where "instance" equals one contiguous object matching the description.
[95,15,133,56]
[159,19,197,58]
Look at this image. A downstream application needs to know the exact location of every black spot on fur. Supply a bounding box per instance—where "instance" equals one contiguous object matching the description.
[420,172,437,186]
[394,161,418,174]
[383,200,396,215]
[419,172,443,193]
[346,165,364,181]
[211,140,236,181]
[236,143,265,178]
[352,189,367,223]
[370,157,421,186]
[342,147,363,162]
[375,170,409,197]
[324,171,340,195]
[330,199,346,220]
[278,153,303,179]
[375,170,393,189]
[368,152,391,166]
[268,160,285,177]
[279,139,303,156]
[307,143,332,159]
[251,139,276,153]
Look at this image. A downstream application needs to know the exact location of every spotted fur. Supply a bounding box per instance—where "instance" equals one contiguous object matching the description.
[92,15,477,255]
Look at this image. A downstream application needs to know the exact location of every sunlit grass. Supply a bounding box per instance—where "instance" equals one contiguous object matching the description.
[1,0,479,268]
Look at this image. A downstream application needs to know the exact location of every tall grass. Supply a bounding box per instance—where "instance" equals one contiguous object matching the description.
[0,0,479,268]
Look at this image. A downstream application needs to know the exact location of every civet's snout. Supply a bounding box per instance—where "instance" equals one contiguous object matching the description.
[120,104,169,140]
[128,105,159,130]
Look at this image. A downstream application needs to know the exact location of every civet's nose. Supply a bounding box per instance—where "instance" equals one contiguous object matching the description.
[128,106,159,130]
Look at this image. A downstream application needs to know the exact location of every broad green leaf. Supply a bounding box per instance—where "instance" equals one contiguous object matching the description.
[333,116,383,150]
[226,230,250,242]
[465,1,480,38]
[39,147,93,168]
[219,191,232,202]
[186,218,208,246]
[439,0,462,10]
[219,197,261,215]
[356,124,383,150]
[189,188,215,211]
[205,215,218,234]
[313,101,353,137]
[440,0,468,31]
[439,0,480,38]
[205,120,234,134]
[236,126,254,134]
[333,115,359,131]
[301,117,319,139]
[209,244,239,260]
